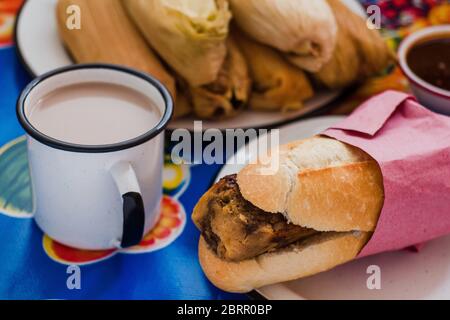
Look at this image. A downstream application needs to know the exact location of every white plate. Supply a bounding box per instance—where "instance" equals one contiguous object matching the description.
[216,116,450,300]
[15,0,364,130]
[170,91,341,130]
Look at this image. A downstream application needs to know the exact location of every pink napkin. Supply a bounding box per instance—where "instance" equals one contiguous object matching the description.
[323,90,450,257]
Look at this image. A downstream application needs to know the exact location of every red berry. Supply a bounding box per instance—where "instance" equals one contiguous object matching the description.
[393,0,408,8]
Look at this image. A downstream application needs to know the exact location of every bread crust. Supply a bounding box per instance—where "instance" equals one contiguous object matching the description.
[195,136,383,292]
[198,232,371,293]
[237,136,384,231]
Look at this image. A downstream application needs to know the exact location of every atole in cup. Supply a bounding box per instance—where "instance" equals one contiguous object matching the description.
[16,64,173,250]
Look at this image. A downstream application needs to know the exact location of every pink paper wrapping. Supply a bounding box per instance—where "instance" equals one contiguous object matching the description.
[322,90,450,258]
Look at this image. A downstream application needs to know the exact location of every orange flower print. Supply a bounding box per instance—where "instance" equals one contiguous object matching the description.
[124,196,185,254]
[0,136,190,266]
[0,0,23,47]
[43,235,117,265]
[43,196,186,265]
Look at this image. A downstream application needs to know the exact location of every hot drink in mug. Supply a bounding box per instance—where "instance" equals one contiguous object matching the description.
[17,64,173,250]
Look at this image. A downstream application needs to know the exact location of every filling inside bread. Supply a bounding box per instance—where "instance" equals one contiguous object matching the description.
[193,174,321,261]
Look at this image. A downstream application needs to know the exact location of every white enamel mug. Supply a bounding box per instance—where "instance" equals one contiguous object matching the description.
[16,64,173,250]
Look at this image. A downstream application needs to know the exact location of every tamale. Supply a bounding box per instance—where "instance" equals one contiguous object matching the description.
[233,31,314,112]
[314,0,395,89]
[174,91,193,118]
[56,0,176,99]
[188,37,251,120]
[123,0,231,87]
[229,0,337,73]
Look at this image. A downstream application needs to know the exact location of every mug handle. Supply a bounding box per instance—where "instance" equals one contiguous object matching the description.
[110,162,145,248]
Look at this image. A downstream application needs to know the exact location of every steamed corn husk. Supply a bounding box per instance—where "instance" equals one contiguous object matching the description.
[123,0,232,87]
[314,0,395,88]
[187,37,250,120]
[56,0,176,100]
[174,91,193,118]
[233,30,314,112]
[229,0,337,73]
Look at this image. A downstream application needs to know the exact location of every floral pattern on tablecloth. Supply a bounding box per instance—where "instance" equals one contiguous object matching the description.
[0,0,22,47]
[0,136,189,265]
[0,0,449,299]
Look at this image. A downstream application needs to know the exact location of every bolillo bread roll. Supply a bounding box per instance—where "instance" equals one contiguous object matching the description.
[198,232,371,293]
[237,137,384,232]
[193,136,384,293]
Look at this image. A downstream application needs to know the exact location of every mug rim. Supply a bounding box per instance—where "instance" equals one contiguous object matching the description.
[16,63,174,153]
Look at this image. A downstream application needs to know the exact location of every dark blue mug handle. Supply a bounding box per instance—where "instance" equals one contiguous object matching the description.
[121,192,145,248]
[110,162,146,248]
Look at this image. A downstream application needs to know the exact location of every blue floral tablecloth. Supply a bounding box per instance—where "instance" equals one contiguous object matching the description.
[0,46,246,299]
[1,0,449,300]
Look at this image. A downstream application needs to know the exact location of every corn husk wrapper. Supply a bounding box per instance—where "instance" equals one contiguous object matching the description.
[233,31,314,112]
[123,0,231,87]
[314,0,395,89]
[174,91,193,118]
[187,37,251,120]
[56,0,176,100]
[229,0,337,73]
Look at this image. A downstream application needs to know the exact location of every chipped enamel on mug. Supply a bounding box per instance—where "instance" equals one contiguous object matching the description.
[16,64,173,250]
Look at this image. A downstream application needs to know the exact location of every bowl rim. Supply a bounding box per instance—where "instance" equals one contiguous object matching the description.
[398,25,450,99]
